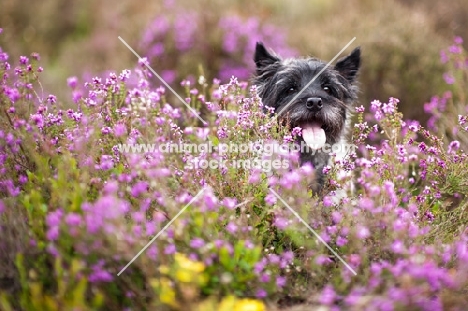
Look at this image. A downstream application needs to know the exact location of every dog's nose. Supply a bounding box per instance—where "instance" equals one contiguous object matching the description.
[306,97,323,112]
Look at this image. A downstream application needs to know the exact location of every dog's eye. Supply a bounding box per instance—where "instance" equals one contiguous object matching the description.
[287,86,296,93]
[323,86,332,94]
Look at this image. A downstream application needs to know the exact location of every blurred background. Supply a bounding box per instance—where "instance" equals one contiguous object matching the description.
[1,0,466,123]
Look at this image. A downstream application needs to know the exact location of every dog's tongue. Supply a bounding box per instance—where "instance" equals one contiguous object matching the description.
[302,122,326,149]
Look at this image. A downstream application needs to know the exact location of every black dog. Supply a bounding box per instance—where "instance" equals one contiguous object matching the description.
[253,42,361,194]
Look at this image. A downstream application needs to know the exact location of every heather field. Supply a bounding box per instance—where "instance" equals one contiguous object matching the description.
[0,1,468,310]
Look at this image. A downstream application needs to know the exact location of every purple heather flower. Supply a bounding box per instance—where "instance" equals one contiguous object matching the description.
[244,240,254,249]
[203,191,218,211]
[132,211,145,223]
[6,88,20,103]
[424,210,435,222]
[0,51,8,62]
[266,254,279,265]
[448,140,460,153]
[46,209,63,227]
[437,159,446,169]
[388,97,400,106]
[65,213,82,227]
[212,240,223,250]
[327,226,338,235]
[322,165,331,175]
[276,276,286,288]
[47,94,57,104]
[356,226,370,239]
[418,142,427,153]
[89,264,113,283]
[299,163,314,176]
[323,196,333,207]
[149,43,165,58]
[374,110,383,121]
[273,216,288,230]
[319,285,336,305]
[19,175,28,184]
[255,289,267,298]
[190,238,205,249]
[145,221,156,236]
[113,123,127,137]
[315,255,333,265]
[101,127,112,135]
[71,90,82,103]
[19,56,29,65]
[391,240,405,254]
[217,126,228,139]
[332,211,342,224]
[370,100,381,112]
[458,114,467,126]
[45,226,59,241]
[260,273,270,283]
[254,260,266,274]
[180,79,191,87]
[138,57,148,67]
[336,236,348,247]
[30,114,44,128]
[196,127,210,140]
[382,102,395,115]
[46,226,60,241]
[448,45,462,54]
[131,181,148,197]
[359,197,374,210]
[443,73,455,84]
[103,181,119,195]
[164,244,176,255]
[222,197,237,209]
[283,134,293,143]
[249,171,261,184]
[226,222,238,234]
[96,155,114,170]
[355,105,365,113]
[67,76,78,89]
[119,69,131,81]
[291,127,302,137]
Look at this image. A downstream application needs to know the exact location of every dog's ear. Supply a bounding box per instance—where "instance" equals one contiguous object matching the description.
[254,42,281,72]
[335,47,361,83]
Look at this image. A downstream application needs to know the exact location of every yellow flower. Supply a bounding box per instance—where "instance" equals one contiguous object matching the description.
[173,253,207,284]
[176,269,194,283]
[175,253,205,273]
[219,296,266,311]
[234,299,266,311]
[219,296,236,311]
[151,278,178,308]
[159,265,169,275]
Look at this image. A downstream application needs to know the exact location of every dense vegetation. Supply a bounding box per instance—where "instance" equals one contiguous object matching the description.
[0,7,468,311]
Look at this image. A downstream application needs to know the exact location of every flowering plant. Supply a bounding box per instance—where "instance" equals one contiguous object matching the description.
[1,28,468,311]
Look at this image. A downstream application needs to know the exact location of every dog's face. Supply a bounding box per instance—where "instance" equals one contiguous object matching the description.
[253,42,361,149]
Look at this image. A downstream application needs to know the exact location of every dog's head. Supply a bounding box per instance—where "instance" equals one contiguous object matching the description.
[253,42,361,148]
